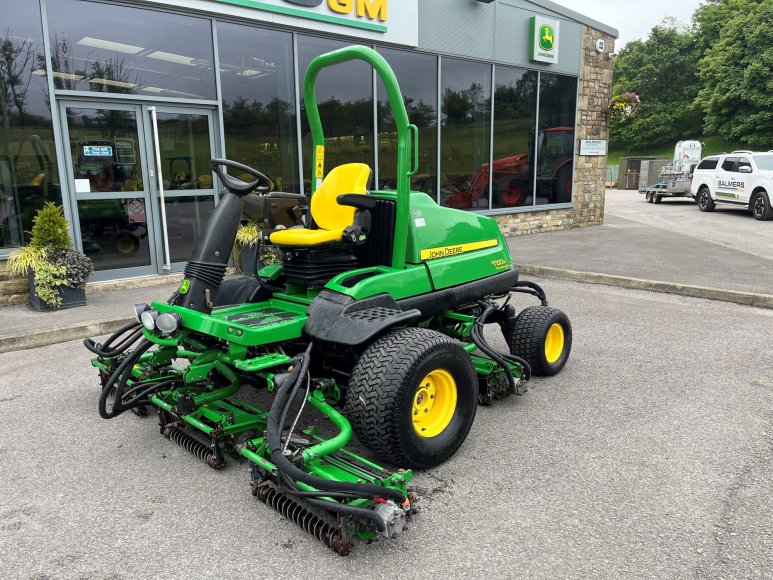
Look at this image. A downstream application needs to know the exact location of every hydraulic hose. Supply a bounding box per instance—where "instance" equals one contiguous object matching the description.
[266,346,407,506]
[473,301,532,386]
[277,471,388,534]
[84,322,142,357]
[98,339,152,419]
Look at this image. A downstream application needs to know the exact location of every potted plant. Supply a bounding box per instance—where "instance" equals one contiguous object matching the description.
[235,220,282,277]
[7,202,94,310]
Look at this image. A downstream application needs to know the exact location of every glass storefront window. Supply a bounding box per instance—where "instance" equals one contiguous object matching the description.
[217,22,298,192]
[0,2,61,249]
[439,58,491,211]
[45,1,216,100]
[297,36,374,193]
[536,73,577,206]
[78,197,151,271]
[491,67,538,210]
[154,112,212,191]
[65,108,144,193]
[164,195,214,263]
[376,48,437,197]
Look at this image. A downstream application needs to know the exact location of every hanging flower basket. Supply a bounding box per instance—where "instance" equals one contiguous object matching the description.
[610,92,641,120]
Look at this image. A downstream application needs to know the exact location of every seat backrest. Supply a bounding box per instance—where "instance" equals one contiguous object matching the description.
[311,163,371,231]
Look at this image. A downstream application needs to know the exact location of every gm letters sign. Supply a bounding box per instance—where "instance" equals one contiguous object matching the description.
[285,0,387,21]
[530,15,560,64]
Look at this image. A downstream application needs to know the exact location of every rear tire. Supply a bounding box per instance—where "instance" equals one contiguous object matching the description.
[509,306,572,376]
[345,328,478,469]
[697,188,715,212]
[751,191,773,221]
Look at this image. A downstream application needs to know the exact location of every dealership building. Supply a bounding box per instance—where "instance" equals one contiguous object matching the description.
[0,0,617,294]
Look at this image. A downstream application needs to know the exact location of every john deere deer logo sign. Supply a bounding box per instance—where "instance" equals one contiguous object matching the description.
[539,24,554,51]
[531,16,560,64]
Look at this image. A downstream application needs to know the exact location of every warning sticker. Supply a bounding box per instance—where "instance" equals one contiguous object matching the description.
[127,198,146,224]
[315,145,325,179]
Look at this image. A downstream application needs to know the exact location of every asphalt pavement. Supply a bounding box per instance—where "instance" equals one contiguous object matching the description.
[2,279,772,579]
[509,190,773,296]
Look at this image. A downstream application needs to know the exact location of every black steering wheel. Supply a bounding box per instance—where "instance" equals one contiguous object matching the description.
[210,158,274,196]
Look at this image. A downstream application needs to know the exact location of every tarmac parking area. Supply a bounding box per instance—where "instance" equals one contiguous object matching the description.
[2,279,772,579]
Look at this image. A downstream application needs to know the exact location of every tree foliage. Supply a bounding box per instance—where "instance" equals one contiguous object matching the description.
[611,19,702,150]
[694,0,773,147]
[611,0,773,151]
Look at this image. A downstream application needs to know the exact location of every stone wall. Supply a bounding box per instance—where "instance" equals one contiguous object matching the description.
[0,259,28,306]
[495,25,615,237]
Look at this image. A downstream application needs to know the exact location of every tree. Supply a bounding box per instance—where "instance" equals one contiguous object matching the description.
[694,0,773,147]
[610,19,702,150]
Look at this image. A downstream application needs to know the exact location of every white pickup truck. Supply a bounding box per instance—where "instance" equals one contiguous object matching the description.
[691,151,773,221]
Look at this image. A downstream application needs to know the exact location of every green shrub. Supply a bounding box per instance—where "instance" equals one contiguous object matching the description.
[29,202,73,250]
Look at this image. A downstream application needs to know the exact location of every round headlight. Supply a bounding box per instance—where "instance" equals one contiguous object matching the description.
[133,303,150,324]
[156,312,181,335]
[140,309,159,330]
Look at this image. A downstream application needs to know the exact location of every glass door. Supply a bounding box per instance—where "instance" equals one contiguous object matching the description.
[60,102,157,279]
[143,106,217,273]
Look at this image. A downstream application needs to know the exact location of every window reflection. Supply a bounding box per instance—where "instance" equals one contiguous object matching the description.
[439,58,491,211]
[536,73,577,205]
[78,198,151,271]
[297,36,374,193]
[66,108,144,193]
[163,196,214,263]
[376,48,437,197]
[218,22,298,192]
[154,113,212,191]
[0,2,61,248]
[491,67,537,209]
[45,0,215,100]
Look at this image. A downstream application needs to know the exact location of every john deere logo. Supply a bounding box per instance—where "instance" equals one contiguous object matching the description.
[180,279,190,295]
[530,16,560,64]
[539,24,555,51]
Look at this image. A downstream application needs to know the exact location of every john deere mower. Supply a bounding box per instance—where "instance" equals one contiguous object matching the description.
[87,46,572,555]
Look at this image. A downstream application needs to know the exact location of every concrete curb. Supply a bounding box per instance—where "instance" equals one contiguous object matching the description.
[0,316,134,355]
[519,265,773,309]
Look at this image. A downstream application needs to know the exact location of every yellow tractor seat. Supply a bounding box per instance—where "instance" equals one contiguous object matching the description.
[270,163,372,247]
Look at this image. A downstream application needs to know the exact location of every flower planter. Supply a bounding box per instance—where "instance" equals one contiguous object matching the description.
[28,271,87,311]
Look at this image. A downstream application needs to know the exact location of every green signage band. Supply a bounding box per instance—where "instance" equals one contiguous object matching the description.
[210,0,388,33]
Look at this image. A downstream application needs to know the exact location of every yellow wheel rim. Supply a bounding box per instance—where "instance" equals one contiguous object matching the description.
[544,323,565,364]
[412,369,457,438]
[116,236,135,254]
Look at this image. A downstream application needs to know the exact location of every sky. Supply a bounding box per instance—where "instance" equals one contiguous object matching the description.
[553,0,704,49]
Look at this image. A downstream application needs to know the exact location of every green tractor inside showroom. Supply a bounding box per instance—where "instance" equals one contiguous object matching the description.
[87,46,572,555]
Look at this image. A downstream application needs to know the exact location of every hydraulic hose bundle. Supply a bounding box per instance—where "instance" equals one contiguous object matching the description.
[472,300,532,390]
[265,344,407,533]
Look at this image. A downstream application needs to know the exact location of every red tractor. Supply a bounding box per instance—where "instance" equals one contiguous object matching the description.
[444,127,574,209]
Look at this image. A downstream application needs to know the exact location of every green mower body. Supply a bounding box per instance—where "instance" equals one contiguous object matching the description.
[89,46,572,555]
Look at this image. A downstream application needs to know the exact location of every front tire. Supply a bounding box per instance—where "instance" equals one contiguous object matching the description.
[751,191,773,221]
[509,306,572,376]
[345,328,478,469]
[697,188,715,212]
[654,194,663,204]
[646,191,653,203]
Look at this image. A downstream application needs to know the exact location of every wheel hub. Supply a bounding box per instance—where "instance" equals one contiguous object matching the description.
[544,323,565,364]
[413,369,457,438]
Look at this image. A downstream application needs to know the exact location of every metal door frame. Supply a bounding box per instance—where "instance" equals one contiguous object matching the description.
[58,99,159,281]
[141,104,219,274]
